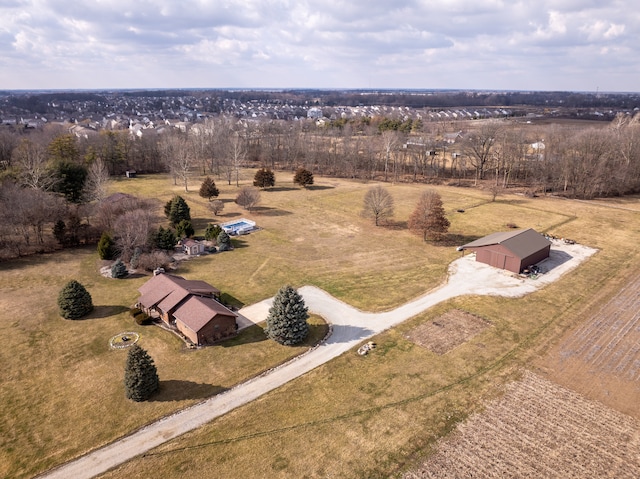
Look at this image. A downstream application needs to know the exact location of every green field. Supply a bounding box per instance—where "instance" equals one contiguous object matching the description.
[1,172,639,478]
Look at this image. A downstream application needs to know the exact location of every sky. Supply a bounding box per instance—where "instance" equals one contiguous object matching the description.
[1,0,638,92]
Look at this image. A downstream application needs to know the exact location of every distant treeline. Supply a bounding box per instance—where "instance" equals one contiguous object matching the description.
[2,89,639,113]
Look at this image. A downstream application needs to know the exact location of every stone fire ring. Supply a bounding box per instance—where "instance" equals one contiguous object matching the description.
[109,332,140,350]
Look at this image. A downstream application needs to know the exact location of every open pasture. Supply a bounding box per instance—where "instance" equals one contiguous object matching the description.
[2,173,640,478]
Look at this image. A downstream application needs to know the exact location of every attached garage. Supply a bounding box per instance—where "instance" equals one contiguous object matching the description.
[460,228,551,274]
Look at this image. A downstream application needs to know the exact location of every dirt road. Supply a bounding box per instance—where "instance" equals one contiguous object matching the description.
[39,243,594,479]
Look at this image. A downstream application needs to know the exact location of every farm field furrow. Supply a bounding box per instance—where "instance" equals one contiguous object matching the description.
[404,371,640,479]
[540,270,640,415]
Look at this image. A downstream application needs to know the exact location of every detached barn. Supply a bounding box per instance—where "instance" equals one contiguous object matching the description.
[460,228,551,274]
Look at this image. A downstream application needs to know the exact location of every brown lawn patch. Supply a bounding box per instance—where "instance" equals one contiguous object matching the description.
[404,309,491,355]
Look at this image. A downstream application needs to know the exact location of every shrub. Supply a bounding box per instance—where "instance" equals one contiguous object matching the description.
[210,199,224,216]
[129,247,142,269]
[205,224,223,241]
[253,168,275,188]
[137,251,172,271]
[129,307,142,318]
[134,313,151,325]
[58,280,93,319]
[111,259,128,279]
[217,231,232,251]
[293,167,314,188]
[97,232,115,260]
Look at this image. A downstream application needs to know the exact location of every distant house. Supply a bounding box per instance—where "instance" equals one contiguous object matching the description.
[443,131,463,144]
[182,239,205,255]
[137,273,237,345]
[460,229,551,274]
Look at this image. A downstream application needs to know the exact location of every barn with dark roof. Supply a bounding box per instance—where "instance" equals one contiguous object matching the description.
[460,228,551,274]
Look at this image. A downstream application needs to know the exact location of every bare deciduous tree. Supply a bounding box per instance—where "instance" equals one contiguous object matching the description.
[235,186,261,212]
[362,185,394,226]
[83,158,110,203]
[210,199,224,216]
[14,138,56,190]
[380,130,400,182]
[159,132,194,192]
[113,208,153,261]
[463,121,502,185]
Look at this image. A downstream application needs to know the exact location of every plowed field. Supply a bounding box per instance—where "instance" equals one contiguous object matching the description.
[404,371,640,478]
[540,273,640,417]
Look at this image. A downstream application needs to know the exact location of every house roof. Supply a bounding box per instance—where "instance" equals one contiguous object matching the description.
[461,228,551,259]
[137,273,220,311]
[173,296,237,333]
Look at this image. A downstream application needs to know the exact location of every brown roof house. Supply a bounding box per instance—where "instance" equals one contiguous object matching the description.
[137,273,237,345]
[460,228,551,274]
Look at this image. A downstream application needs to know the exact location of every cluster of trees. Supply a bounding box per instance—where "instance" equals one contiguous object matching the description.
[362,186,450,241]
[2,104,640,259]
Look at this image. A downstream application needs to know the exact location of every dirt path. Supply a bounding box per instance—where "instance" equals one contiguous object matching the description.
[39,243,595,479]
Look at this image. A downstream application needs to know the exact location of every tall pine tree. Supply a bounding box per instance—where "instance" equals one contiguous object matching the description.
[124,344,159,402]
[166,195,191,226]
[199,176,220,200]
[57,280,93,319]
[264,285,309,345]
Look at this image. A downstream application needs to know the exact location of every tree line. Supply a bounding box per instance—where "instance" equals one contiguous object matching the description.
[1,112,639,259]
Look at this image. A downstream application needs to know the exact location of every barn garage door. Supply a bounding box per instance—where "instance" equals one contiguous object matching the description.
[490,251,507,269]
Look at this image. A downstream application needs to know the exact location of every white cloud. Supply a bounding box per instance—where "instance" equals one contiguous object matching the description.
[0,0,638,91]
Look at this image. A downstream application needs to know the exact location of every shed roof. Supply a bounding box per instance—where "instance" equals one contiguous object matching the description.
[173,296,237,333]
[461,228,550,260]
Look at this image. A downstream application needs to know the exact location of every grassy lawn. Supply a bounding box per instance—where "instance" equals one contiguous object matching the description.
[2,172,639,478]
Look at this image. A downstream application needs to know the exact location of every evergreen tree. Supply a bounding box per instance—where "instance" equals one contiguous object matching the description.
[97,231,115,260]
[293,167,314,188]
[150,226,177,251]
[54,162,88,204]
[408,190,450,241]
[111,259,128,279]
[217,230,232,251]
[53,220,67,246]
[264,285,309,345]
[57,280,93,319]
[175,219,194,238]
[130,247,142,269]
[166,195,191,225]
[253,168,275,188]
[205,223,223,241]
[124,344,159,402]
[199,176,220,200]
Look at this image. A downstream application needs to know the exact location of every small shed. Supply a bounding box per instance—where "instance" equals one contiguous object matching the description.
[182,239,205,255]
[460,228,551,274]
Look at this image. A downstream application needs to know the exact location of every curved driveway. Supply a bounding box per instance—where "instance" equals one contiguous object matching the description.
[39,244,595,479]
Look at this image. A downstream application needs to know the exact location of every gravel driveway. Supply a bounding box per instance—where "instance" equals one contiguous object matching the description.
[39,243,595,479]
